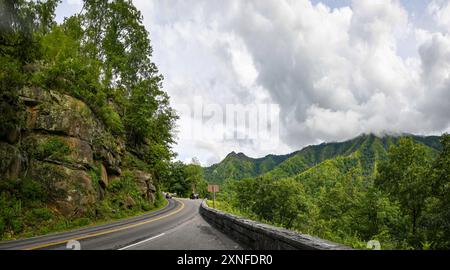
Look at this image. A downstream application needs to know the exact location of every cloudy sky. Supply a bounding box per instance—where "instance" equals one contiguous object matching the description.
[56,0,450,166]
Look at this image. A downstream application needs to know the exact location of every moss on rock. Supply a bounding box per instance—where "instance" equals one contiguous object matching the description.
[29,160,96,217]
[22,134,93,169]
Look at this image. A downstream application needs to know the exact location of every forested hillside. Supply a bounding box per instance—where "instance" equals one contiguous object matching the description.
[204,151,296,184]
[0,0,178,240]
[211,134,450,249]
[205,134,441,183]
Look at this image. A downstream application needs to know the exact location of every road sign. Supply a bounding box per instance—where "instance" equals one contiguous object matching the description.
[207,185,220,208]
[207,185,219,193]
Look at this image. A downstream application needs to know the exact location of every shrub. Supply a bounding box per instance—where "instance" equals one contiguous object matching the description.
[20,178,48,202]
[107,171,140,197]
[72,218,91,227]
[33,137,71,161]
[0,193,24,237]
[24,208,54,227]
[98,104,124,136]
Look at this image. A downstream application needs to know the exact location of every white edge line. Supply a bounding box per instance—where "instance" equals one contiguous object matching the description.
[118,233,165,250]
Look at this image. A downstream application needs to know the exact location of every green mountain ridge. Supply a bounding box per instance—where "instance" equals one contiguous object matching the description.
[204,134,442,183]
[204,150,298,183]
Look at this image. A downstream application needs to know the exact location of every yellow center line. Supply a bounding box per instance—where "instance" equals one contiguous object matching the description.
[23,199,185,250]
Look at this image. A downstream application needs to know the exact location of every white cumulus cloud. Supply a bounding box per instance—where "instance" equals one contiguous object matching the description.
[55,0,450,165]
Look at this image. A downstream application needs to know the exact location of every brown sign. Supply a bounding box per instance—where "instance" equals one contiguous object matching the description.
[207,185,219,193]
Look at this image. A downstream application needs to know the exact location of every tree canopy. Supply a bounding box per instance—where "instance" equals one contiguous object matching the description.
[214,134,450,249]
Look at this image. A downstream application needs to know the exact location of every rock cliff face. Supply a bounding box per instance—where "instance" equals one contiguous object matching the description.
[0,87,157,217]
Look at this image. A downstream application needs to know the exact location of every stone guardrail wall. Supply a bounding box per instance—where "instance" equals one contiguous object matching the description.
[200,200,352,250]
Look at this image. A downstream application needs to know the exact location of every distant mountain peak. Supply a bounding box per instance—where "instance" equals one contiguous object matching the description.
[226,151,248,159]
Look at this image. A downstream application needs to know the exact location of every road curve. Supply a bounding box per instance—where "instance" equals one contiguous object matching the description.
[0,199,242,250]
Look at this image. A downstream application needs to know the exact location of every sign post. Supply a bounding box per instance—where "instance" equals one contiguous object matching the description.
[207,184,220,208]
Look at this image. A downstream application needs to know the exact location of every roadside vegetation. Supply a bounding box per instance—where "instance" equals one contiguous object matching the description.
[0,0,176,240]
[213,134,450,250]
[0,172,168,240]
[163,158,209,198]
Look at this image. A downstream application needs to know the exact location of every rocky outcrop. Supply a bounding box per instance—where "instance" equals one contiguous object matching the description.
[134,170,157,204]
[21,87,97,141]
[0,142,24,180]
[28,160,97,217]
[22,134,94,169]
[99,164,108,188]
[20,86,124,174]
[0,87,157,218]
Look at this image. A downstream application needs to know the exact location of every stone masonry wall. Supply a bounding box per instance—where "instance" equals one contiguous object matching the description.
[200,200,352,250]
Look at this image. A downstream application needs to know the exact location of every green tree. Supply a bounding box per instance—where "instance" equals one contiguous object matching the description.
[164,161,186,195]
[184,158,204,194]
[375,137,433,246]
[80,0,177,144]
[232,177,308,229]
[164,159,207,198]
[424,134,450,249]
[352,184,408,249]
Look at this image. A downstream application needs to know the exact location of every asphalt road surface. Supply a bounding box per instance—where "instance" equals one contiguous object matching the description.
[0,199,242,250]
